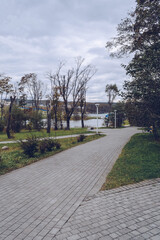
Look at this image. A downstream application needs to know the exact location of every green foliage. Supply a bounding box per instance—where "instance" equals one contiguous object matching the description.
[106,0,160,139]
[113,102,126,128]
[10,105,25,133]
[0,155,3,165]
[0,119,5,132]
[55,141,61,149]
[0,155,6,170]
[104,133,160,190]
[77,134,86,142]
[39,139,61,153]
[29,111,44,131]
[20,136,38,157]
[105,84,119,112]
[0,128,92,142]
[125,101,152,127]
[39,140,47,153]
[45,139,55,151]
[106,102,126,128]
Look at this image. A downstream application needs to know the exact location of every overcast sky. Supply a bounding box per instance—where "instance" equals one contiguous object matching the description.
[0,0,136,102]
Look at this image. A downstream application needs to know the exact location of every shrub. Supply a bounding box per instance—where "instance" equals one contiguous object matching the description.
[39,139,61,153]
[39,140,47,154]
[77,134,86,142]
[10,105,25,133]
[26,122,32,130]
[55,141,61,149]
[30,111,44,131]
[45,139,55,151]
[20,136,38,157]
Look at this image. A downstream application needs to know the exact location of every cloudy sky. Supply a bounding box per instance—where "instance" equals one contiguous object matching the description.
[0,0,136,102]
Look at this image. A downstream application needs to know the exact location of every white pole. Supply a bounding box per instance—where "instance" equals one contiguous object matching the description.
[95,104,99,134]
[114,110,117,128]
[97,106,98,134]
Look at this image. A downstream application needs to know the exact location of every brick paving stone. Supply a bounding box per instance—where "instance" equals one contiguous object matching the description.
[151,236,160,240]
[1,127,153,240]
[57,179,160,240]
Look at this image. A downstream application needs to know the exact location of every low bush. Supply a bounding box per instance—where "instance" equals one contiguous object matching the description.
[20,136,38,157]
[39,140,47,154]
[26,122,32,131]
[45,139,55,151]
[55,141,61,149]
[19,136,61,156]
[39,139,61,153]
[77,134,86,142]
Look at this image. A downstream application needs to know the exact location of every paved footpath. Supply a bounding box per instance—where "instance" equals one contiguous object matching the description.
[56,178,160,240]
[0,127,139,240]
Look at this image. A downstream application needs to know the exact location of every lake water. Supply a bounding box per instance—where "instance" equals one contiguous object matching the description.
[69,114,107,128]
[43,114,107,129]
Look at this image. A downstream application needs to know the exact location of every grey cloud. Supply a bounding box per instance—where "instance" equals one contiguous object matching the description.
[0,0,136,102]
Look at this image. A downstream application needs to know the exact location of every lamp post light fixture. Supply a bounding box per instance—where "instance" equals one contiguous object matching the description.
[95,104,100,134]
[114,110,117,128]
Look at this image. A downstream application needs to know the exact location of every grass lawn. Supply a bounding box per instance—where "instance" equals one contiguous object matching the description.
[0,134,104,175]
[0,128,94,142]
[103,133,160,190]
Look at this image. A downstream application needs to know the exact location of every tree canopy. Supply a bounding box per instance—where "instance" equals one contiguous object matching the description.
[106,0,160,139]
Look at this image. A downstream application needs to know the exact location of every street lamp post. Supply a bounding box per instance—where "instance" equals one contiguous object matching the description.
[95,104,100,134]
[114,110,117,128]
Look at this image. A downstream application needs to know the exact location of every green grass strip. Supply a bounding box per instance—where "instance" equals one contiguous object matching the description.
[104,133,160,190]
[0,128,94,142]
[0,134,104,175]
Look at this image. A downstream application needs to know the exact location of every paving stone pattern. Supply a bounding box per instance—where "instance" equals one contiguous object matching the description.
[0,128,139,239]
[56,179,160,240]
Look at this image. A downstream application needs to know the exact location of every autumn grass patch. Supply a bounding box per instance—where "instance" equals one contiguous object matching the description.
[0,134,104,175]
[0,128,93,142]
[103,133,160,190]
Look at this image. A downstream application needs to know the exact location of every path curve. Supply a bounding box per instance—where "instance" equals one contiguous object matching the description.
[0,127,139,240]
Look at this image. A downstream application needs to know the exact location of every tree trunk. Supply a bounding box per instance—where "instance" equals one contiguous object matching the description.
[66,116,70,130]
[81,116,84,128]
[46,102,51,134]
[81,108,85,128]
[54,112,58,130]
[0,103,4,120]
[47,112,51,133]
[80,99,86,128]
[6,96,16,139]
[59,114,63,130]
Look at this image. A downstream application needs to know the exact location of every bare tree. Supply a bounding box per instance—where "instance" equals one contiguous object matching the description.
[105,84,119,113]
[55,58,95,130]
[6,95,16,139]
[19,73,44,111]
[46,72,61,132]
[52,86,61,130]
[0,74,13,120]
[105,84,119,127]
[46,73,53,133]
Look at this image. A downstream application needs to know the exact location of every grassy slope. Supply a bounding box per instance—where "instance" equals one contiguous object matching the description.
[104,133,160,190]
